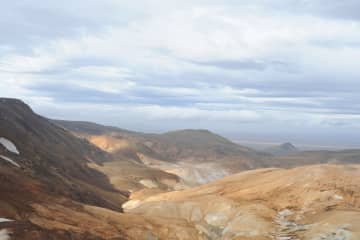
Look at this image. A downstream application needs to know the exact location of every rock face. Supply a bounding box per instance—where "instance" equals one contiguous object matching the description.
[0,98,127,211]
[0,98,206,239]
[0,99,168,239]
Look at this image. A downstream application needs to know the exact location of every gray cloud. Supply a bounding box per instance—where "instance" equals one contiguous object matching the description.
[239,0,360,21]
[0,0,140,52]
[189,59,266,71]
[187,59,297,73]
[1,0,360,146]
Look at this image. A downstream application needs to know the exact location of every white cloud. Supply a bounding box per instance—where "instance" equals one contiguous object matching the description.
[73,66,133,78]
[132,105,260,121]
[0,54,59,73]
[3,3,360,79]
[1,0,360,144]
[74,79,136,94]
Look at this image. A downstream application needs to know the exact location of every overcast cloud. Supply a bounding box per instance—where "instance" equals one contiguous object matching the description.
[1,0,360,147]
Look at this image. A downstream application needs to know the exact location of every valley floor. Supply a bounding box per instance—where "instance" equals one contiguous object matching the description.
[2,164,358,240]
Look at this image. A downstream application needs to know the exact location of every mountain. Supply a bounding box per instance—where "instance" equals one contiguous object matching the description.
[0,98,129,209]
[264,142,299,156]
[125,164,360,239]
[53,120,258,162]
[53,120,270,185]
[1,98,360,239]
[54,120,360,187]
[0,98,128,238]
[0,98,187,239]
[139,129,255,162]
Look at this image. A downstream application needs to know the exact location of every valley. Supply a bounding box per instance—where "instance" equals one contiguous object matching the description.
[0,98,359,240]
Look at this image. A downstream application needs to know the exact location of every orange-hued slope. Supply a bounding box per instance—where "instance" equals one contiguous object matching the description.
[126,164,360,240]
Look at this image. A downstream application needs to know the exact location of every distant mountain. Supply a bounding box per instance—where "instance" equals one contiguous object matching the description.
[1,98,360,239]
[54,120,271,185]
[270,149,360,168]
[264,142,299,156]
[53,121,257,161]
[54,120,360,185]
[54,121,266,161]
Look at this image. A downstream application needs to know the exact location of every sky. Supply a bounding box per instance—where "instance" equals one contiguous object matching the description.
[1,0,360,147]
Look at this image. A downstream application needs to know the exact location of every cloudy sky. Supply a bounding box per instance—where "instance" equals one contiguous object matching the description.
[1,0,360,147]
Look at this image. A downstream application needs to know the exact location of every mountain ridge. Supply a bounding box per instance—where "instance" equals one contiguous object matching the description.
[0,98,128,210]
[0,98,360,239]
[53,119,271,185]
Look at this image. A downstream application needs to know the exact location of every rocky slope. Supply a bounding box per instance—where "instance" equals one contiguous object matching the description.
[0,98,184,239]
[54,121,264,166]
[0,98,128,210]
[54,120,360,187]
[53,120,269,185]
[1,98,359,240]
[125,164,360,240]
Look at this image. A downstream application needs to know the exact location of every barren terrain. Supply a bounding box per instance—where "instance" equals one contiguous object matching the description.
[0,99,359,240]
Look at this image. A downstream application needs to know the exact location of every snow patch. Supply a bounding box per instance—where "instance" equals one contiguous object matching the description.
[0,230,10,240]
[0,155,20,168]
[0,218,13,223]
[0,138,19,155]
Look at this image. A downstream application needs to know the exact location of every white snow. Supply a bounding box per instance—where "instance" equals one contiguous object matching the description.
[0,155,20,168]
[0,138,19,155]
[0,218,13,223]
[0,229,10,240]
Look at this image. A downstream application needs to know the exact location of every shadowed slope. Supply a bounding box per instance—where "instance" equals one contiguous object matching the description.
[0,98,128,210]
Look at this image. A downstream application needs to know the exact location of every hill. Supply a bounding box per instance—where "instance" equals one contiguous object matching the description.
[1,99,360,239]
[125,164,360,239]
[0,98,185,239]
[52,120,259,162]
[54,120,360,186]
[264,142,299,156]
[53,120,269,185]
[0,98,128,210]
